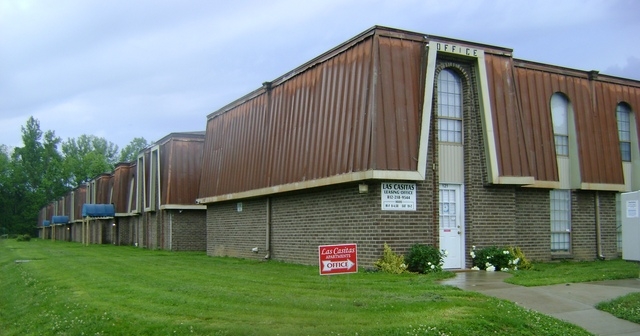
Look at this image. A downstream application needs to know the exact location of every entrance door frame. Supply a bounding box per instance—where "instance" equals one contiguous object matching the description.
[439,183,466,269]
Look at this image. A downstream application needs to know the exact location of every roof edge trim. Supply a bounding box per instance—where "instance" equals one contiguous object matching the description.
[196,170,425,204]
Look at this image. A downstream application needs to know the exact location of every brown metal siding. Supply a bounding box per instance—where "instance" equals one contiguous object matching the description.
[38,207,47,226]
[46,203,54,221]
[486,54,536,178]
[64,193,73,217]
[593,79,640,178]
[74,186,86,219]
[160,137,204,205]
[111,163,131,213]
[199,31,425,199]
[56,199,64,216]
[94,174,112,204]
[373,35,423,171]
[510,62,627,185]
[511,65,560,182]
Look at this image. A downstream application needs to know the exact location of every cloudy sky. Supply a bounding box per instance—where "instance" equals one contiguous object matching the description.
[2,0,639,152]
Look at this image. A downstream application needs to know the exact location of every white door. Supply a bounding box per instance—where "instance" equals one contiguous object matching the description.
[440,184,463,269]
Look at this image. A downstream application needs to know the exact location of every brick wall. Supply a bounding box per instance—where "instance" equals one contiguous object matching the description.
[167,209,206,251]
[116,216,136,246]
[207,181,437,268]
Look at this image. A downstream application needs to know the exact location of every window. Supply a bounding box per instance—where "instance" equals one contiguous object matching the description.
[550,189,571,252]
[616,103,631,162]
[437,69,462,143]
[550,93,569,156]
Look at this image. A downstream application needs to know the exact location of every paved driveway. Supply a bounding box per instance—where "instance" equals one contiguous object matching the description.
[440,271,640,336]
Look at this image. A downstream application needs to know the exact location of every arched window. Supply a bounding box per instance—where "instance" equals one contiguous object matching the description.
[550,93,569,156]
[616,103,631,162]
[437,69,462,143]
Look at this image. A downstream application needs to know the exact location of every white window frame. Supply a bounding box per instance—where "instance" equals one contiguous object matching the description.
[617,103,631,162]
[550,189,571,253]
[437,69,463,144]
[550,93,569,156]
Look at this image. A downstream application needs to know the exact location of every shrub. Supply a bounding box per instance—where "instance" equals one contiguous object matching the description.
[405,244,445,274]
[374,243,407,274]
[470,245,531,271]
[508,246,532,270]
[15,234,31,242]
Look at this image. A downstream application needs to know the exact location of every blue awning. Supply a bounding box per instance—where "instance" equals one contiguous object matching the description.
[52,216,69,224]
[43,220,50,227]
[82,204,115,217]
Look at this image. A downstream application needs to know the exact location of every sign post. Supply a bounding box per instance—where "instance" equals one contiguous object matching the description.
[318,243,358,275]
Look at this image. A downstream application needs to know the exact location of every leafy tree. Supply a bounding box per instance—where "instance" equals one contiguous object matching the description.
[8,117,69,234]
[118,137,150,162]
[0,145,12,236]
[61,135,119,186]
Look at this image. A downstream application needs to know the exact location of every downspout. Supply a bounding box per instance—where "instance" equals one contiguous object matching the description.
[265,197,271,260]
[595,191,604,259]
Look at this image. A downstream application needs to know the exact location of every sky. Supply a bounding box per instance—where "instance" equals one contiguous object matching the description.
[2,0,639,152]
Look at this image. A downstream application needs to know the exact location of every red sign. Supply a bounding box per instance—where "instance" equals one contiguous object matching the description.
[318,243,358,275]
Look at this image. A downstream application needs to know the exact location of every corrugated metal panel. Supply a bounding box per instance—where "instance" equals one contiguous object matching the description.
[373,35,423,171]
[485,54,538,179]
[46,203,54,221]
[74,185,86,220]
[592,79,640,183]
[56,198,64,216]
[94,174,112,204]
[64,193,73,218]
[199,29,425,199]
[111,163,132,213]
[160,135,204,205]
[38,207,48,226]
[510,62,628,185]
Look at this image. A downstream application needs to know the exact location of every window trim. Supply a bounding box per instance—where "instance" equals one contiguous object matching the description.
[437,68,463,144]
[550,189,571,254]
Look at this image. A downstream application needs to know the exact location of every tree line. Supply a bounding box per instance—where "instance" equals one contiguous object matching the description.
[0,117,150,236]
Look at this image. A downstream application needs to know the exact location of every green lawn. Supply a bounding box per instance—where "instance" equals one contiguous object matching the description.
[0,239,595,336]
[505,259,639,287]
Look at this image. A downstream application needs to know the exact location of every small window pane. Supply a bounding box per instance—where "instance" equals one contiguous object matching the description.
[555,135,568,156]
[550,94,568,136]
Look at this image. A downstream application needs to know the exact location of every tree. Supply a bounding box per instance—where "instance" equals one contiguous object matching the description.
[118,137,150,163]
[61,135,119,186]
[8,117,69,234]
[0,145,12,236]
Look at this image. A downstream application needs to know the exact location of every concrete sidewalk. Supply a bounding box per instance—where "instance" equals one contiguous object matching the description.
[440,271,640,336]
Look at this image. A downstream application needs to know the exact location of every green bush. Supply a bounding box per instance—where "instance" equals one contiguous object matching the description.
[470,245,530,271]
[15,234,31,242]
[374,243,407,274]
[405,244,445,274]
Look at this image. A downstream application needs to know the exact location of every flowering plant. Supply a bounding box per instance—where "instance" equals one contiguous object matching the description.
[470,246,530,271]
[405,244,446,274]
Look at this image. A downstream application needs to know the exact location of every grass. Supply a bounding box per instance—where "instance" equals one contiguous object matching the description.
[505,258,640,326]
[0,239,598,336]
[596,292,640,324]
[505,259,640,287]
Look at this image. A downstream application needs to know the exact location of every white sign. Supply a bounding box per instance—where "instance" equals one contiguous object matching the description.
[381,183,416,211]
[627,200,639,218]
